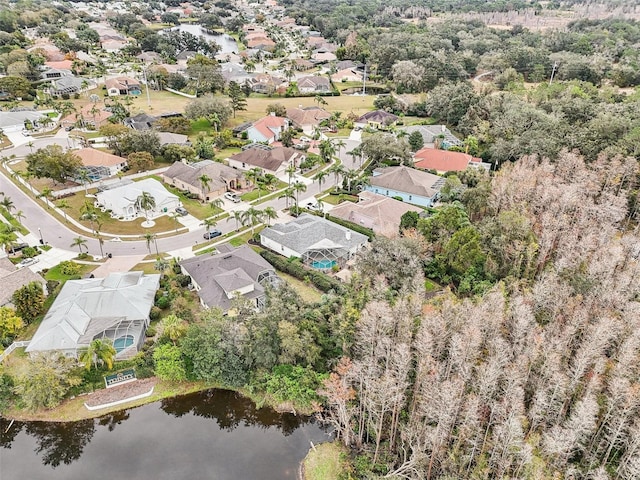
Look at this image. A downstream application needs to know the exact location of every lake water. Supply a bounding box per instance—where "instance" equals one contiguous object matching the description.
[166,24,239,54]
[0,389,329,480]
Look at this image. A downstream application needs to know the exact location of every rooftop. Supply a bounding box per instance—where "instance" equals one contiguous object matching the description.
[369,166,444,198]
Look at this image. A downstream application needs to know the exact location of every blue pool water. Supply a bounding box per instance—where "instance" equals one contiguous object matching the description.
[113,335,134,352]
[311,260,336,269]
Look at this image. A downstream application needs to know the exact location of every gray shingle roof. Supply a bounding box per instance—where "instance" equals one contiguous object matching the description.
[400,125,462,146]
[180,244,276,311]
[0,257,46,307]
[260,214,368,256]
[163,160,243,193]
[229,146,297,172]
[357,110,399,125]
[369,166,444,198]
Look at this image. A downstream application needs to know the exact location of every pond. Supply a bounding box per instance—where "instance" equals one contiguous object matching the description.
[0,389,329,479]
[164,24,239,54]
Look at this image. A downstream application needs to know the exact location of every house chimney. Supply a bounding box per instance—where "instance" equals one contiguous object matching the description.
[270,111,276,117]
[345,230,351,240]
[441,125,446,132]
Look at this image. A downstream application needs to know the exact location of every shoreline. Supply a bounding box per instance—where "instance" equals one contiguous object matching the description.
[3,377,316,423]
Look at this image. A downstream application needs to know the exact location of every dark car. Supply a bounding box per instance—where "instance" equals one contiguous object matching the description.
[175,206,188,216]
[203,229,222,240]
[6,242,29,254]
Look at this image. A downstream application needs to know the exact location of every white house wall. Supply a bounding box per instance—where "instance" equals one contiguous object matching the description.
[260,235,301,259]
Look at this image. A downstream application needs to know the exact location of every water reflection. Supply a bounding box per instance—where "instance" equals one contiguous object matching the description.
[164,24,239,53]
[1,389,328,478]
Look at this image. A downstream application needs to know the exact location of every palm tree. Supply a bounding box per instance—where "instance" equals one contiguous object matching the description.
[70,236,88,253]
[319,139,336,163]
[154,257,169,273]
[329,164,345,192]
[285,164,297,186]
[263,206,278,226]
[232,210,244,230]
[262,173,278,192]
[278,187,295,208]
[200,217,218,236]
[210,197,224,213]
[142,232,158,255]
[80,339,117,371]
[77,169,91,195]
[38,187,53,209]
[198,174,212,198]
[13,210,25,225]
[162,314,187,345]
[171,212,181,233]
[292,181,307,209]
[313,170,328,193]
[0,195,14,212]
[136,191,156,222]
[27,141,34,153]
[244,167,261,189]
[241,206,264,236]
[80,200,99,230]
[56,200,70,222]
[344,168,359,193]
[333,139,346,158]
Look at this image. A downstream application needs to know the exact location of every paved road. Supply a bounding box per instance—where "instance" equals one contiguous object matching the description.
[0,137,362,258]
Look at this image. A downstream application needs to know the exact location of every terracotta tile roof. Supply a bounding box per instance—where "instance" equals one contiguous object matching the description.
[286,107,331,127]
[251,115,287,141]
[414,148,479,173]
[74,148,127,167]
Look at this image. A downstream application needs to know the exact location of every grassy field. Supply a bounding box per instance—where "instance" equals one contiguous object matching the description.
[303,442,348,480]
[276,271,323,304]
[44,262,98,282]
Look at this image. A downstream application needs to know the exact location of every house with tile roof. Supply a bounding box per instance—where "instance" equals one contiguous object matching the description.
[260,214,368,269]
[26,272,159,360]
[413,148,490,174]
[106,77,141,96]
[331,68,363,83]
[162,160,246,201]
[286,106,331,133]
[0,257,47,308]
[246,114,289,144]
[180,244,280,312]
[62,104,112,129]
[227,145,300,176]
[297,75,331,93]
[95,178,180,220]
[74,148,128,180]
[365,166,445,207]
[330,191,423,237]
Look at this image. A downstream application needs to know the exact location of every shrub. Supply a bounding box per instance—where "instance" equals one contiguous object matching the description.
[262,364,327,406]
[145,326,157,337]
[325,215,375,241]
[149,306,162,320]
[59,260,80,275]
[20,247,37,258]
[260,250,344,293]
[175,274,191,288]
[155,295,171,309]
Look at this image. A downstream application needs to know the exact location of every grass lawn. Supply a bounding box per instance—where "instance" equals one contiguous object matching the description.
[129,262,161,274]
[228,225,265,247]
[276,271,323,304]
[303,442,348,480]
[320,194,358,205]
[148,175,223,220]
[190,118,211,137]
[44,262,98,282]
[240,182,287,202]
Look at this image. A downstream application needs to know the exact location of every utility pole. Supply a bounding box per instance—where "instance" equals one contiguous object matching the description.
[143,62,151,108]
[549,61,558,86]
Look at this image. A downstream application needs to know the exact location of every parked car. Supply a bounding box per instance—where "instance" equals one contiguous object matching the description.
[224,192,241,203]
[300,136,312,143]
[21,130,31,136]
[65,125,74,132]
[17,257,39,268]
[203,229,222,240]
[175,206,188,216]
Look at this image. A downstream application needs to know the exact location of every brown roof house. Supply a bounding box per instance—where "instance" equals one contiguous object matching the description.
[180,244,280,313]
[286,106,331,134]
[74,148,128,180]
[330,191,423,237]
[162,160,246,201]
[356,110,399,130]
[106,77,142,96]
[227,145,301,177]
[297,75,331,94]
[0,257,47,308]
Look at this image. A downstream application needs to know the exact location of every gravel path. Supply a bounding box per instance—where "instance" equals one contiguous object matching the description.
[84,378,157,408]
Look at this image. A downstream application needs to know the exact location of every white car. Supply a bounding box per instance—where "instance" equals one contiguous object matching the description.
[17,257,39,268]
[224,192,241,203]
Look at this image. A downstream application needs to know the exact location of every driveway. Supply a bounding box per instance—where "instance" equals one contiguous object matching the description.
[90,255,146,277]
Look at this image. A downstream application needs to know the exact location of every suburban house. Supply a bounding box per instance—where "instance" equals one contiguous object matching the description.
[246,114,289,144]
[105,77,142,96]
[356,110,399,130]
[180,244,280,313]
[260,214,368,270]
[40,67,73,80]
[162,160,246,201]
[297,75,331,94]
[48,76,90,97]
[365,166,445,207]
[311,50,337,63]
[0,110,49,133]
[330,191,423,237]
[124,113,157,130]
[0,257,47,307]
[158,132,191,146]
[331,68,363,83]
[95,178,180,220]
[249,73,285,94]
[286,106,331,133]
[227,145,300,177]
[62,104,112,129]
[25,272,160,360]
[413,148,490,174]
[101,39,128,53]
[220,62,252,84]
[400,125,462,149]
[74,148,128,180]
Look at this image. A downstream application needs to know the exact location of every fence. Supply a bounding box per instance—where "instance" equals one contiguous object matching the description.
[0,341,30,362]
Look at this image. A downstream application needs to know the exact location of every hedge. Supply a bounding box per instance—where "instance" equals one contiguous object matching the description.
[304,209,375,241]
[260,250,344,293]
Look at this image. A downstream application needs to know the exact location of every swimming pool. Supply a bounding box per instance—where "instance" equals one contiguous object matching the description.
[113,335,134,353]
[311,260,337,269]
